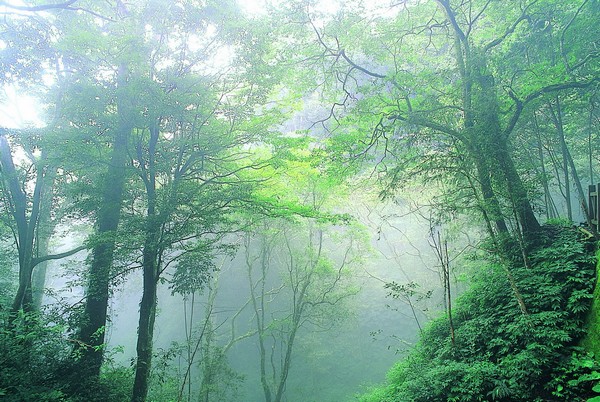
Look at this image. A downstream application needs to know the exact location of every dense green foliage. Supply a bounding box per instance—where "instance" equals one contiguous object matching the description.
[0,311,133,402]
[361,225,598,402]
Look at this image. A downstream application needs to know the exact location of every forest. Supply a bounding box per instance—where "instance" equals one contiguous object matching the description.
[0,0,600,401]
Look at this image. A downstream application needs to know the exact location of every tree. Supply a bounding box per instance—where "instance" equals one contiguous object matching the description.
[0,0,132,377]
[176,275,245,402]
[238,157,363,402]
[0,132,86,314]
[106,2,282,399]
[283,0,598,245]
[76,64,132,376]
[244,219,360,402]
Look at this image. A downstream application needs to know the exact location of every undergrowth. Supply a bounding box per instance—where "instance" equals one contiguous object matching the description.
[359,225,599,402]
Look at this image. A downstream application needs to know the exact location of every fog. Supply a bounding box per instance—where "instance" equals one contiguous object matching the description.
[40,194,448,401]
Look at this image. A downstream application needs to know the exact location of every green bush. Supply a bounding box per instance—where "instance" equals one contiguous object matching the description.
[360,226,598,402]
[0,311,75,402]
[0,311,133,402]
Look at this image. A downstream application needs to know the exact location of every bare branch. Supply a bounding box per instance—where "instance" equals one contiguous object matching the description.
[435,0,467,45]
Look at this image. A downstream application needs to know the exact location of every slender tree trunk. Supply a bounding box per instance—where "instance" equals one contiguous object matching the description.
[549,97,590,223]
[131,232,159,402]
[251,236,273,402]
[273,228,320,402]
[199,309,213,402]
[434,233,455,347]
[78,64,132,376]
[547,145,568,212]
[534,115,558,219]
[549,99,574,221]
[32,168,57,310]
[273,274,311,402]
[274,319,300,402]
[132,123,162,402]
[566,143,590,222]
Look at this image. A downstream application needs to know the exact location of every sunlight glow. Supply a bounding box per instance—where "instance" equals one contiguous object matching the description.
[0,86,45,129]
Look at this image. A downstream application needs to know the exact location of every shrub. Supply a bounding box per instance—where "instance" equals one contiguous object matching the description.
[360,225,598,402]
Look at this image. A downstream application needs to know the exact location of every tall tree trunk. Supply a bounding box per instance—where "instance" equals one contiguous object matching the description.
[249,235,273,402]
[32,168,57,310]
[549,98,590,222]
[78,64,132,376]
[495,137,541,237]
[273,274,311,402]
[274,318,300,402]
[437,1,518,238]
[475,68,540,238]
[472,152,509,235]
[566,140,590,223]
[132,124,161,402]
[549,99,574,221]
[534,115,558,219]
[131,232,159,402]
[547,145,568,213]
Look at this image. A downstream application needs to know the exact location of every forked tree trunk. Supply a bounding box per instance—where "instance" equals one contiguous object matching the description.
[1,135,43,314]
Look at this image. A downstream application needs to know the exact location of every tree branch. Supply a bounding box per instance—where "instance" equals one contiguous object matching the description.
[31,244,87,267]
[483,0,539,52]
[502,88,524,138]
[523,78,600,105]
[435,0,467,44]
[502,77,600,138]
[0,1,117,22]
[339,49,386,79]
[560,0,589,73]
[389,112,466,143]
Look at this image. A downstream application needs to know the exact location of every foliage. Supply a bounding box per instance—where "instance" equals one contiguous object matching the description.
[0,312,74,401]
[581,249,600,357]
[0,310,136,402]
[360,225,598,402]
[0,240,17,310]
